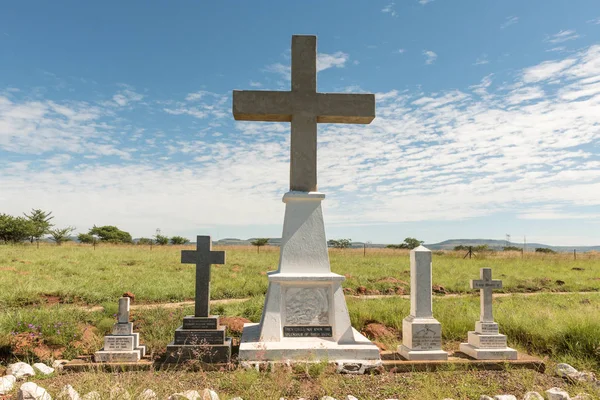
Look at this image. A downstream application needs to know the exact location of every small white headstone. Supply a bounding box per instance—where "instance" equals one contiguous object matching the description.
[459,268,517,360]
[398,246,448,360]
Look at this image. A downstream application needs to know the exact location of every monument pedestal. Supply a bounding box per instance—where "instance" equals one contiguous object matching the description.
[397,247,448,361]
[239,192,381,373]
[398,316,448,360]
[165,316,232,363]
[94,298,146,363]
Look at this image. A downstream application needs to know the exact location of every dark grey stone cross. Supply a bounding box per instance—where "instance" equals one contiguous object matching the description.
[181,235,226,317]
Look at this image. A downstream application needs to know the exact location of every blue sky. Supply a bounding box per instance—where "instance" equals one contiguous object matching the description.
[1,1,599,246]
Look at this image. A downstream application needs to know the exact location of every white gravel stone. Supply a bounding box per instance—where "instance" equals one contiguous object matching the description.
[0,375,17,395]
[546,387,570,400]
[7,362,36,379]
[18,382,52,400]
[33,363,55,376]
[321,397,337,400]
[523,392,544,400]
[138,389,157,400]
[82,392,101,400]
[230,397,243,400]
[347,396,359,400]
[556,363,578,377]
[480,396,494,400]
[202,389,219,400]
[168,390,201,400]
[494,396,517,400]
[57,385,80,400]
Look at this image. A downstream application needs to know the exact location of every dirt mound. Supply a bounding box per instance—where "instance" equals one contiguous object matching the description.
[356,286,367,295]
[362,323,397,350]
[377,277,408,285]
[220,316,252,334]
[122,292,135,302]
[432,284,447,295]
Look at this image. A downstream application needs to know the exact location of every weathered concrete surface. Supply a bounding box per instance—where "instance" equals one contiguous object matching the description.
[232,35,375,192]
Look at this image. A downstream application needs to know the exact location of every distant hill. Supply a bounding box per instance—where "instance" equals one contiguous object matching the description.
[424,239,600,253]
[210,237,599,253]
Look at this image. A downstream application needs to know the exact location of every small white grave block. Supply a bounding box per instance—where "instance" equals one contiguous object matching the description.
[94,350,141,362]
[467,332,507,349]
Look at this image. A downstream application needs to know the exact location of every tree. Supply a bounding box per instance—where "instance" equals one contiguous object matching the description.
[88,225,132,244]
[402,237,424,250]
[503,246,522,251]
[77,233,95,244]
[535,247,556,254]
[251,238,269,253]
[170,236,189,245]
[155,234,169,245]
[387,237,424,250]
[137,237,153,245]
[474,244,490,252]
[0,214,33,244]
[49,227,75,245]
[328,239,352,249]
[454,245,469,251]
[23,209,54,244]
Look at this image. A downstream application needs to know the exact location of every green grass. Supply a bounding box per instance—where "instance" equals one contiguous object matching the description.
[1,244,599,307]
[2,293,599,371]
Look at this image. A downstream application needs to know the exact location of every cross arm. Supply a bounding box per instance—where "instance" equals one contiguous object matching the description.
[317,93,375,124]
[210,251,226,265]
[181,250,199,264]
[232,90,292,122]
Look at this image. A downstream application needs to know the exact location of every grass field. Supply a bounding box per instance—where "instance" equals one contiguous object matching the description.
[1,244,599,307]
[1,243,599,399]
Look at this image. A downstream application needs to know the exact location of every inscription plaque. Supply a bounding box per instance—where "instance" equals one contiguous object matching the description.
[283,326,333,337]
[284,287,329,325]
[104,336,134,351]
[183,317,218,330]
[174,329,225,345]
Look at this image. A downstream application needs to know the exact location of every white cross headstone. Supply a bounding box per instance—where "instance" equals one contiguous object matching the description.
[471,268,502,323]
[459,268,517,360]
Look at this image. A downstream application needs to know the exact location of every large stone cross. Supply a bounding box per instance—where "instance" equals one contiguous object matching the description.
[181,236,226,317]
[470,268,502,323]
[232,35,375,192]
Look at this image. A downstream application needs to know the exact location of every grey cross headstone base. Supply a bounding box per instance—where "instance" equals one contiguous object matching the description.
[459,268,517,360]
[165,236,231,364]
[94,297,147,363]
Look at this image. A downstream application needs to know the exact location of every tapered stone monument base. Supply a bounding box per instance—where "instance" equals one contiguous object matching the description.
[239,323,380,373]
[398,316,448,361]
[238,192,381,373]
[164,316,232,364]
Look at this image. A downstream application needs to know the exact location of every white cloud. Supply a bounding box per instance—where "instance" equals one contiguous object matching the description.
[381,2,397,16]
[2,44,600,237]
[112,89,143,107]
[474,54,489,65]
[317,52,349,72]
[588,17,600,25]
[546,29,580,44]
[418,0,434,4]
[500,16,519,29]
[249,81,262,87]
[396,49,406,54]
[423,50,437,65]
